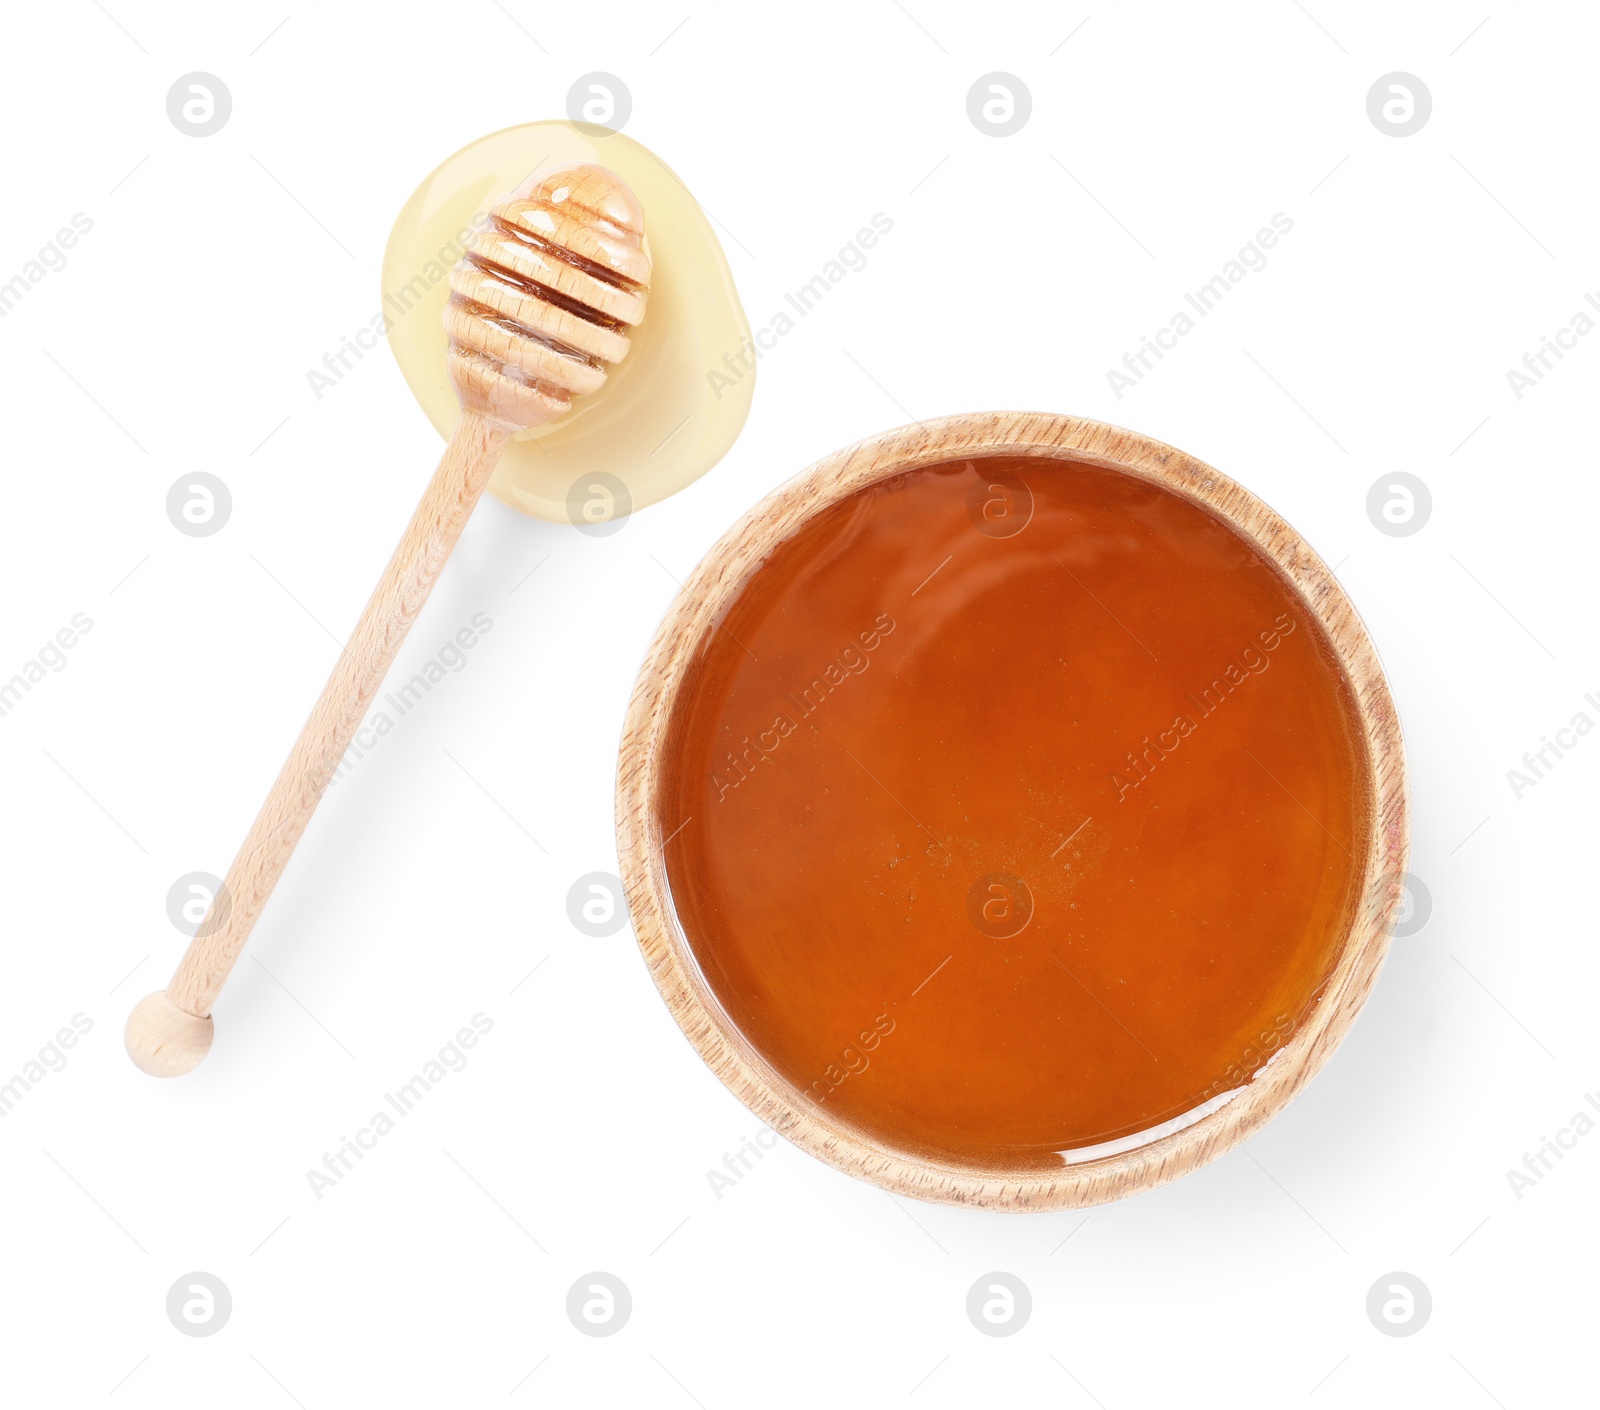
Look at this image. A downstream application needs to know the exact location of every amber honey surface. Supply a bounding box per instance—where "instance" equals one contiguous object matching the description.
[658,456,1371,1169]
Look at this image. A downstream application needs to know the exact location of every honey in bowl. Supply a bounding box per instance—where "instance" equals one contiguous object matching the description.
[655,454,1374,1172]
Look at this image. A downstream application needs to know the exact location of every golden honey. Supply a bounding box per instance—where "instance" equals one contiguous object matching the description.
[658,456,1371,1169]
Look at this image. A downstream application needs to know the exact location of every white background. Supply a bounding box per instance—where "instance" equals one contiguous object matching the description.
[1,1,1595,1405]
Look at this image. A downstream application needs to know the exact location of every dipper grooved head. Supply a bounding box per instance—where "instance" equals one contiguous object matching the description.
[444,162,650,431]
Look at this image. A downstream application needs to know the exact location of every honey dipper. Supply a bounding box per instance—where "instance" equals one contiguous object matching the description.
[126,162,650,1076]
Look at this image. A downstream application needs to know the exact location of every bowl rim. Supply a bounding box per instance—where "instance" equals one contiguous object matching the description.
[615,411,1409,1210]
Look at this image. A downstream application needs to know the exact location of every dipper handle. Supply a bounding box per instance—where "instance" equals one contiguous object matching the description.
[126,159,650,1077]
[126,413,506,1075]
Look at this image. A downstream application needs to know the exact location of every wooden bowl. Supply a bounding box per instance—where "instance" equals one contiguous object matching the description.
[616,412,1407,1210]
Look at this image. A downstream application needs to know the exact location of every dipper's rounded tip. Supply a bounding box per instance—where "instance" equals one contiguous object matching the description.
[126,991,213,1077]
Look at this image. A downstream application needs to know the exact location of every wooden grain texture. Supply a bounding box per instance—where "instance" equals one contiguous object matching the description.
[616,412,1409,1211]
[171,411,509,1021]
